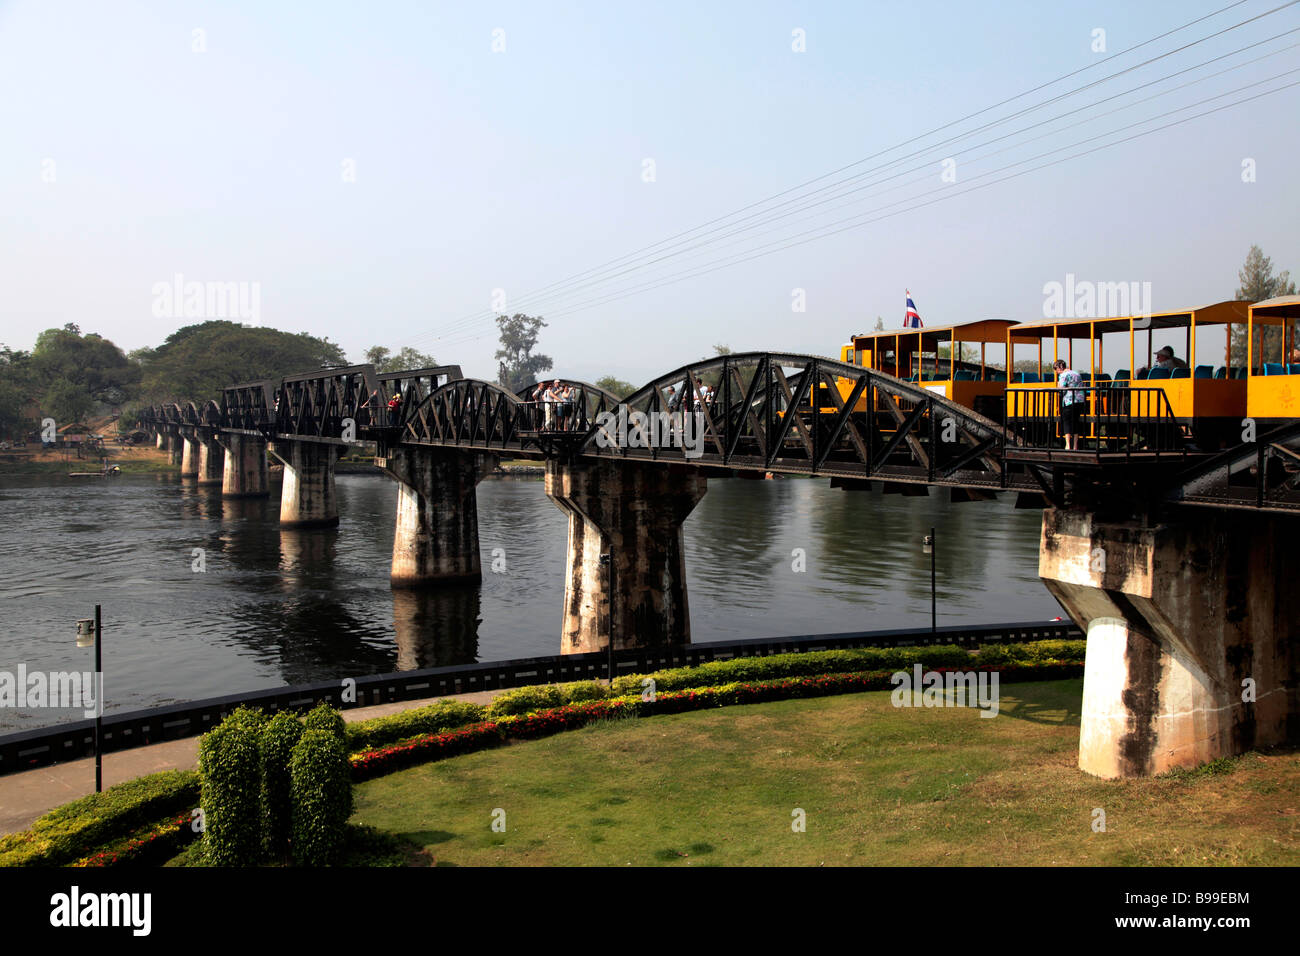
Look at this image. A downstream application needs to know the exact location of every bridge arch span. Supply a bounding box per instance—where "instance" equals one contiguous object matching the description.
[578,350,1009,483]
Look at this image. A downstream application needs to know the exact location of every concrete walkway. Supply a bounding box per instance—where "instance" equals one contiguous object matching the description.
[0,690,505,837]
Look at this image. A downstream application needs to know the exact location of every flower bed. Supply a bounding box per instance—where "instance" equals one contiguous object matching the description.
[70,812,199,868]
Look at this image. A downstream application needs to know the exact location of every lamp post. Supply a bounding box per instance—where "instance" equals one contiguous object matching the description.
[922,530,936,633]
[600,553,614,684]
[75,607,103,792]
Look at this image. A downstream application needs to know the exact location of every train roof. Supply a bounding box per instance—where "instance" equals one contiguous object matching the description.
[850,319,1018,344]
[1250,295,1300,318]
[1009,300,1250,338]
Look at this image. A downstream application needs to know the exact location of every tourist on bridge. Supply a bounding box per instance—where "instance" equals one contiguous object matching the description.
[557,383,574,431]
[387,391,401,425]
[1053,359,1085,451]
[541,381,561,430]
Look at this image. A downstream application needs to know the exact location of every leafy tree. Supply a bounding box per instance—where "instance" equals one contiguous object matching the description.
[44,379,94,426]
[29,327,139,410]
[595,375,636,398]
[0,345,35,439]
[363,346,438,373]
[1231,245,1296,365]
[495,314,553,393]
[138,321,347,402]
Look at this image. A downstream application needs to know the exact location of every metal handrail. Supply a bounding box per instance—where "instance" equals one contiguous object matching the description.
[1005,384,1185,455]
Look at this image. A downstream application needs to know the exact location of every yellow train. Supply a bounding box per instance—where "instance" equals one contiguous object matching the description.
[827,299,1298,446]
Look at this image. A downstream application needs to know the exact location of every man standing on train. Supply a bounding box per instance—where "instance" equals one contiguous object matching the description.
[1053,359,1085,451]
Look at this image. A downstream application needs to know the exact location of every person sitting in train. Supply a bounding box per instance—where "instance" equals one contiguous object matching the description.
[1154,346,1188,371]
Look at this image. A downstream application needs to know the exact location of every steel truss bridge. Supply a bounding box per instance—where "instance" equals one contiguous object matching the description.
[140,353,1300,514]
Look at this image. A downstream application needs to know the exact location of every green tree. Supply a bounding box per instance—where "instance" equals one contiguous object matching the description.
[495,314,553,393]
[138,321,347,403]
[0,346,35,439]
[29,326,139,410]
[44,379,94,426]
[1231,245,1296,366]
[363,346,438,373]
[595,375,636,398]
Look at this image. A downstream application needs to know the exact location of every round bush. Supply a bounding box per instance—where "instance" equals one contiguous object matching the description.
[302,701,346,740]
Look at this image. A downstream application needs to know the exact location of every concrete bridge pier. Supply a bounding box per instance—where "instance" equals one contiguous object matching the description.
[196,435,224,486]
[155,431,165,450]
[165,430,183,466]
[179,431,200,478]
[1039,508,1299,778]
[220,434,270,498]
[269,440,340,528]
[381,447,497,587]
[545,458,707,654]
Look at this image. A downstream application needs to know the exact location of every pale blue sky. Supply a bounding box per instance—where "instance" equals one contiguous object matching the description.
[1,0,1297,386]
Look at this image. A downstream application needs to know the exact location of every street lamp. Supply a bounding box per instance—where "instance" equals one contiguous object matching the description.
[600,553,615,684]
[922,530,936,633]
[76,607,103,792]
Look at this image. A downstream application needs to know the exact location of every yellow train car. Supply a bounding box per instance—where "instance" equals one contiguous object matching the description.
[1246,295,1300,425]
[837,320,1016,419]
[1006,301,1250,447]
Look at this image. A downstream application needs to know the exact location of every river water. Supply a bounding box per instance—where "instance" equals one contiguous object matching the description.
[0,472,1063,731]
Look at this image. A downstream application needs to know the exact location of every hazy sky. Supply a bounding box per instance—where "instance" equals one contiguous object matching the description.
[2,0,1297,387]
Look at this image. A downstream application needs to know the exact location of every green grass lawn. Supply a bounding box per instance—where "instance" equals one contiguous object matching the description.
[349,679,1300,866]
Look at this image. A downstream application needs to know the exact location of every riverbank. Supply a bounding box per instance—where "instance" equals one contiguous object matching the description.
[0,445,175,476]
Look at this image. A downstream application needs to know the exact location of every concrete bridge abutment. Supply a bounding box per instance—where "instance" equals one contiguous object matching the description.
[381,447,497,587]
[270,440,340,528]
[1039,507,1299,778]
[220,434,270,498]
[545,458,706,654]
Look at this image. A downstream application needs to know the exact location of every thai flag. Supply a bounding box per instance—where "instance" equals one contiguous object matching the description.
[904,291,923,328]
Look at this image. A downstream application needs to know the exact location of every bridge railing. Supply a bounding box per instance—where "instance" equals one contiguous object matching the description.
[1006,385,1185,456]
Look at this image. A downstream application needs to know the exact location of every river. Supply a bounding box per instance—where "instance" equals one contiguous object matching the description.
[0,472,1063,731]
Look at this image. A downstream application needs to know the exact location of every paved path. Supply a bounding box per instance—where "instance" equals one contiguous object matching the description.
[0,690,505,837]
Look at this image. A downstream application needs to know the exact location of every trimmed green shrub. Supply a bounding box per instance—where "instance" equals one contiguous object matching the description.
[609,644,976,696]
[346,699,485,751]
[290,729,353,866]
[198,711,264,866]
[485,684,567,717]
[977,640,1085,665]
[223,705,269,737]
[259,712,304,859]
[562,680,608,704]
[485,681,612,717]
[303,701,347,740]
[0,770,198,867]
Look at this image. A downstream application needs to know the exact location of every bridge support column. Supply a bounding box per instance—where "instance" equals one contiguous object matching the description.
[196,436,224,486]
[381,447,496,586]
[270,441,339,528]
[166,431,183,466]
[220,434,269,498]
[1039,508,1299,778]
[155,431,165,450]
[545,458,706,654]
[179,433,200,478]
